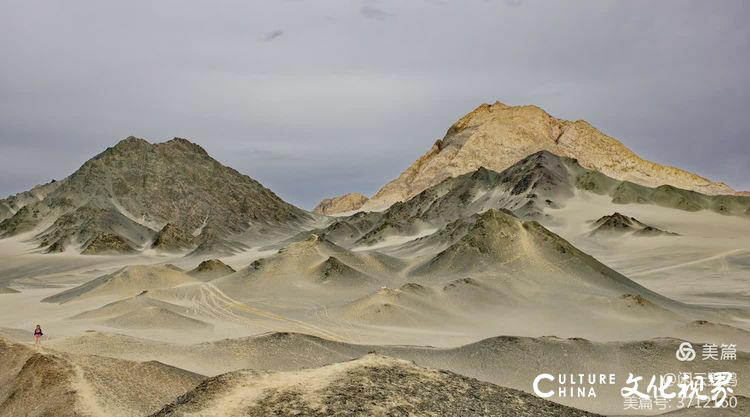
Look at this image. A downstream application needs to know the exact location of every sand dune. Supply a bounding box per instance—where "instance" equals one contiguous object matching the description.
[0,287,19,294]
[104,306,213,331]
[337,285,451,327]
[42,265,199,304]
[71,291,192,320]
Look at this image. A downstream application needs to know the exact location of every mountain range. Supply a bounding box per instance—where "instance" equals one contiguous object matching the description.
[1,100,749,417]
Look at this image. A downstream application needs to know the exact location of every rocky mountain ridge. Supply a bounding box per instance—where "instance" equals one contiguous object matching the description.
[318,101,734,213]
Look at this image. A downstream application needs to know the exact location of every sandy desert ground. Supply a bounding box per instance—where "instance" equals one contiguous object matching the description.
[2,193,750,415]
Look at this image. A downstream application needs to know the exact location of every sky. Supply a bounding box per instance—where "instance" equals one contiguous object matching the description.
[1,0,748,209]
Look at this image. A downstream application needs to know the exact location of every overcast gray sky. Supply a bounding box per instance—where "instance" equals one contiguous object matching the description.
[1,0,748,209]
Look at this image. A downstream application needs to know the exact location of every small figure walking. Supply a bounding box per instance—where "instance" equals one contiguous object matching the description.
[33,324,43,350]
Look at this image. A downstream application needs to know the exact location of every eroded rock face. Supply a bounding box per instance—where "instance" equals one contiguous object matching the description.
[0,137,312,254]
[313,193,369,215]
[152,223,195,252]
[357,101,733,212]
[81,232,137,254]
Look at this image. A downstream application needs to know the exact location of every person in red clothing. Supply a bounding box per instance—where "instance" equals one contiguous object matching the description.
[33,324,43,350]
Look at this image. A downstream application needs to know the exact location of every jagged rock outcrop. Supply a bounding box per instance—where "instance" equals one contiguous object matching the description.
[81,232,138,254]
[0,179,61,222]
[152,223,195,252]
[0,137,313,254]
[348,101,733,212]
[313,192,369,215]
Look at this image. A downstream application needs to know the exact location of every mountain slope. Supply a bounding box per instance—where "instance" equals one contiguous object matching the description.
[412,209,677,302]
[0,137,313,254]
[0,335,203,417]
[313,192,369,215]
[350,101,733,212]
[312,151,749,250]
[47,331,750,414]
[214,234,399,298]
[150,354,599,417]
[42,265,199,304]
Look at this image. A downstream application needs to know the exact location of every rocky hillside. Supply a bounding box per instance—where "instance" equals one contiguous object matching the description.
[308,151,749,249]
[0,335,203,417]
[589,212,679,237]
[151,354,599,417]
[339,101,733,212]
[313,192,369,215]
[0,137,314,254]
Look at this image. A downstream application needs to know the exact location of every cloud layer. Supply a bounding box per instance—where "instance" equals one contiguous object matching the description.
[1,0,748,208]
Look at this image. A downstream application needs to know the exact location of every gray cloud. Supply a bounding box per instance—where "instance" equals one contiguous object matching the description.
[361,6,392,21]
[263,30,284,41]
[0,0,748,209]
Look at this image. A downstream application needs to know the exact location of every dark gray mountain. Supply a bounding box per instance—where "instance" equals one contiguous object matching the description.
[0,137,313,254]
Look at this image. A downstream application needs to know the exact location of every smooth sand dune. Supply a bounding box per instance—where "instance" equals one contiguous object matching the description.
[103,306,213,331]
[42,265,200,304]
[71,292,192,320]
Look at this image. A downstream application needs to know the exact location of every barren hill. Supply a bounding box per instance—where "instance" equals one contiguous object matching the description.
[0,137,313,254]
[42,265,198,304]
[324,102,733,213]
[150,354,599,417]
[0,335,203,417]
[313,192,369,215]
